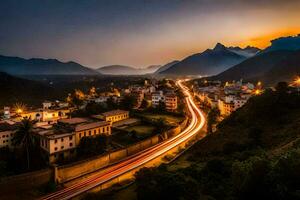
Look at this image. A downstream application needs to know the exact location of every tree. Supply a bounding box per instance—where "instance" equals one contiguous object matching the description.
[77,135,109,157]
[120,95,137,110]
[207,107,220,133]
[141,99,149,109]
[275,82,289,94]
[157,100,166,112]
[12,118,35,170]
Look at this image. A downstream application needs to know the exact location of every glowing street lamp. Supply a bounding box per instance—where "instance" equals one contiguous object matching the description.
[16,109,23,114]
[294,76,300,95]
[254,89,262,95]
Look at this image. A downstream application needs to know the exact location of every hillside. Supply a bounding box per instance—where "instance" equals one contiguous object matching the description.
[0,72,59,107]
[160,43,249,76]
[211,50,300,85]
[154,60,180,74]
[262,34,300,53]
[0,55,99,75]
[97,65,160,75]
[131,85,300,200]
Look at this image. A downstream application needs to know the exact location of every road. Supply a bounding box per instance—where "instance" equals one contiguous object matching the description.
[41,80,206,200]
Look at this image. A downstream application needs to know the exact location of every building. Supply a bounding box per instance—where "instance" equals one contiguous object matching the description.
[39,130,76,163]
[98,110,129,124]
[151,91,164,107]
[218,96,248,116]
[164,93,178,111]
[38,117,112,163]
[74,121,111,145]
[0,121,17,148]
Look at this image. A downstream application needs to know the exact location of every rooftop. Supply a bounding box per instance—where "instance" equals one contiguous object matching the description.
[58,117,89,125]
[75,121,110,132]
[100,109,129,117]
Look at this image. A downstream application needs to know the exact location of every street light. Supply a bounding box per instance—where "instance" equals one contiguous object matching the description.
[294,76,300,95]
[254,89,262,95]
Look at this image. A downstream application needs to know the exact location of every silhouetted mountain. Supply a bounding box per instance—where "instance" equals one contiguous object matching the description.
[228,46,260,57]
[159,43,249,76]
[0,55,99,75]
[0,72,58,106]
[262,34,300,53]
[154,60,180,74]
[97,64,160,75]
[212,50,300,85]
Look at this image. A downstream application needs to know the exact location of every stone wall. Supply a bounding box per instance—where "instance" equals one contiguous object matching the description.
[55,117,188,184]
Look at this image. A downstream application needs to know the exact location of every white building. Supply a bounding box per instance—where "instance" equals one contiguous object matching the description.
[151,91,165,107]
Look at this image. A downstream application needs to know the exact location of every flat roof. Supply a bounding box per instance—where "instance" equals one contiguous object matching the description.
[58,117,89,125]
[100,109,129,117]
[37,129,74,139]
[75,121,110,132]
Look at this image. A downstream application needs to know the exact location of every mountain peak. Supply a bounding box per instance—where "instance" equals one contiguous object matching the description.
[213,43,227,51]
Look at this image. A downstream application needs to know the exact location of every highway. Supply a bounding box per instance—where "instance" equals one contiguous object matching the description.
[41,80,206,200]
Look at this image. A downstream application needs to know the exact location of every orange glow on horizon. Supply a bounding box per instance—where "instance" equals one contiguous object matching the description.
[238,28,300,49]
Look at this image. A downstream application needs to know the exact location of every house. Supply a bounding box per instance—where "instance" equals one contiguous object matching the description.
[97,110,129,124]
[38,129,76,163]
[38,117,112,163]
[151,91,164,107]
[74,121,111,145]
[165,93,178,111]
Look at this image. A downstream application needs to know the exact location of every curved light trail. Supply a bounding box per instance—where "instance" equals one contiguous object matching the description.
[41,79,206,200]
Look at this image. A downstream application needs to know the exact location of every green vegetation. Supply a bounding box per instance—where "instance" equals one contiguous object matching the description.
[112,123,156,146]
[99,82,300,200]
[77,135,111,157]
[137,113,184,125]
[12,118,36,169]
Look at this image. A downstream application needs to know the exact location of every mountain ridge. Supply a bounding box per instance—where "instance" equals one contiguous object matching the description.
[0,55,99,75]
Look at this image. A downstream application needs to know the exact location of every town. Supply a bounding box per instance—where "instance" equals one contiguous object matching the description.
[1,1,300,199]
[0,78,181,166]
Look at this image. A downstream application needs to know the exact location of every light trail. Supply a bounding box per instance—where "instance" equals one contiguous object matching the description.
[41,79,206,200]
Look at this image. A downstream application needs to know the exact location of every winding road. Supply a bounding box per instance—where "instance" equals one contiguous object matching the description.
[41,80,206,200]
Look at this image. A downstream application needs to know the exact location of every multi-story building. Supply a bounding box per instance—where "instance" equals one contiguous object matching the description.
[39,130,76,163]
[74,121,111,145]
[38,118,112,163]
[97,110,129,124]
[151,91,164,107]
[0,121,17,148]
[165,93,178,111]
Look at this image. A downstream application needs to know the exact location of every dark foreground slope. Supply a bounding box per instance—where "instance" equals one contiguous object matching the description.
[0,72,59,107]
[133,84,300,200]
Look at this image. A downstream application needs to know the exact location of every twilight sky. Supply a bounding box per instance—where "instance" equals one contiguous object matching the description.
[1,0,300,68]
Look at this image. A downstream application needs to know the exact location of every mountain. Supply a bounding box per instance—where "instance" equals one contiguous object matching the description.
[159,43,249,76]
[262,34,300,53]
[97,64,161,75]
[0,55,99,75]
[211,50,300,85]
[0,72,58,106]
[228,46,260,57]
[154,60,180,74]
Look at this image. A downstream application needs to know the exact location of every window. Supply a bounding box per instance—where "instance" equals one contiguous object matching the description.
[69,136,73,140]
[54,139,57,143]
[55,147,58,151]
[84,132,86,137]
[69,143,73,147]
[61,146,64,149]
[94,130,96,134]
[107,127,109,132]
[3,141,5,143]
[61,138,64,142]
[79,133,82,138]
